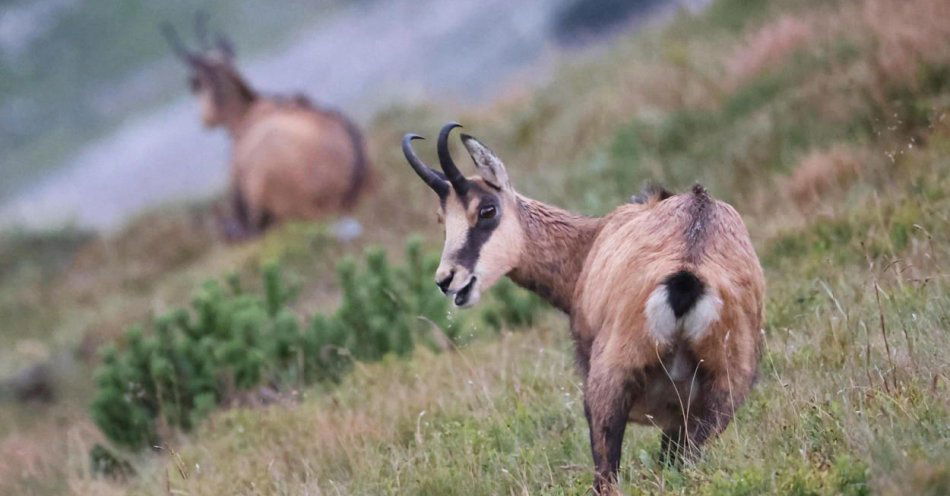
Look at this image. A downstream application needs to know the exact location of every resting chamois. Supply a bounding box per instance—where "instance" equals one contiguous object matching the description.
[402,124,765,494]
[162,17,368,239]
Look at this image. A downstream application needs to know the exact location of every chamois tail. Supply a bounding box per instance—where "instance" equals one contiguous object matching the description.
[644,271,721,347]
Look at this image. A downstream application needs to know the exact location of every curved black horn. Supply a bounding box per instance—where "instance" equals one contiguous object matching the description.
[216,32,235,60]
[437,122,468,195]
[160,22,192,61]
[402,134,449,197]
[194,11,211,51]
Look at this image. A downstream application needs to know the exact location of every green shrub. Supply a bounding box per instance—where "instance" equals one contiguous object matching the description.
[91,238,544,451]
[481,279,545,333]
[89,443,134,480]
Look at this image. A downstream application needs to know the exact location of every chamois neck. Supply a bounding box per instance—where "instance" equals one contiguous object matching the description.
[222,97,256,136]
[218,73,257,136]
[508,196,602,314]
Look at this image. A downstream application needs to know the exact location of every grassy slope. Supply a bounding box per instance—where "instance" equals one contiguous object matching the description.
[2,0,948,494]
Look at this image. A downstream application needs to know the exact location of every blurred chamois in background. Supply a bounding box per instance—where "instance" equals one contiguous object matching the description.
[163,14,369,240]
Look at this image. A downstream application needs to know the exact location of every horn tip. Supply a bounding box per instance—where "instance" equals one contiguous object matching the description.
[439,121,463,136]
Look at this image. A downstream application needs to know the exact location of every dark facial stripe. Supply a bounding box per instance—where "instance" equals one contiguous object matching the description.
[455,213,499,271]
[453,183,501,271]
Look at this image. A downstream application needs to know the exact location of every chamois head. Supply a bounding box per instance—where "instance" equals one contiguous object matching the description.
[161,13,255,128]
[402,123,525,307]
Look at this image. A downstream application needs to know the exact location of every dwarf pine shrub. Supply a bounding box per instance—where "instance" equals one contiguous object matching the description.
[91,237,543,452]
[481,278,545,333]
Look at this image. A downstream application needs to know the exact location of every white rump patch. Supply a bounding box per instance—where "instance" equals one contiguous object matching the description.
[644,285,722,346]
[645,286,677,345]
[668,350,693,382]
[682,293,722,342]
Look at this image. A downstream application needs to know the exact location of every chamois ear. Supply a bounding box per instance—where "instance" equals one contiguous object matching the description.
[460,134,511,191]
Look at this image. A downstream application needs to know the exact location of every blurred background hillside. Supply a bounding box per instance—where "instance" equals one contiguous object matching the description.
[0,0,700,229]
[0,0,948,494]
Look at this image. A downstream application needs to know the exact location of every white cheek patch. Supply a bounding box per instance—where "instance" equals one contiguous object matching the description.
[441,198,469,260]
[471,212,522,287]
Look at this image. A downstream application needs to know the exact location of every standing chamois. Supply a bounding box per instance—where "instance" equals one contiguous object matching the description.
[401,123,765,494]
[162,16,369,239]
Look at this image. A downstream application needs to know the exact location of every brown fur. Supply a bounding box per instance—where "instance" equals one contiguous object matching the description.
[508,197,600,313]
[177,47,368,239]
[407,130,764,494]
[511,189,764,492]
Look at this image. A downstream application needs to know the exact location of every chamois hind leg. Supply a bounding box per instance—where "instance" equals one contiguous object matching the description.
[684,318,759,457]
[685,374,743,453]
[241,176,275,236]
[659,425,685,467]
[584,357,640,494]
[219,187,253,241]
[680,353,757,461]
[251,208,275,234]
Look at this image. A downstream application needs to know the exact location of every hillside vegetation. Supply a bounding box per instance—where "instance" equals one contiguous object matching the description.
[1,0,948,494]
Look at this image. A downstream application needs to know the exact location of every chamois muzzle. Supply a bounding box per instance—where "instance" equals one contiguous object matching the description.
[437,122,470,195]
[401,134,450,197]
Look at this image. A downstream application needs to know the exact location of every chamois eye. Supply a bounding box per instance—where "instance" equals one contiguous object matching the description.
[478,205,497,220]
[188,76,201,93]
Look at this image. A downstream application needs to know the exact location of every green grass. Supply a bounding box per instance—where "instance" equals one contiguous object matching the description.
[112,162,945,495]
[1,0,949,493]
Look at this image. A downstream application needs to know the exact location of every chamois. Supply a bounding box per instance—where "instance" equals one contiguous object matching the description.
[402,123,765,493]
[162,16,369,239]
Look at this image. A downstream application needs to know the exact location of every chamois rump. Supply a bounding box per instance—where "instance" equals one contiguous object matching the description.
[163,16,368,239]
[401,123,765,493]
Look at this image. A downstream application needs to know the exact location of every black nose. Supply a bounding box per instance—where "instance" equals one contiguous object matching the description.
[436,272,454,294]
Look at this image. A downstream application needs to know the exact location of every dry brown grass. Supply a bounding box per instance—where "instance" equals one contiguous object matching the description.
[861,0,950,90]
[726,14,814,89]
[126,322,578,495]
[0,434,49,482]
[785,145,865,210]
[0,410,108,495]
[2,0,949,493]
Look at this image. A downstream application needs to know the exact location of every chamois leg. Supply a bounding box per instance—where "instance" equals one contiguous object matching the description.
[659,426,684,467]
[220,187,253,241]
[685,373,745,455]
[572,334,592,381]
[238,202,273,238]
[251,209,275,234]
[231,179,274,238]
[584,360,637,494]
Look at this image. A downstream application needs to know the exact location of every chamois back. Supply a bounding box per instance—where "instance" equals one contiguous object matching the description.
[574,187,762,369]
